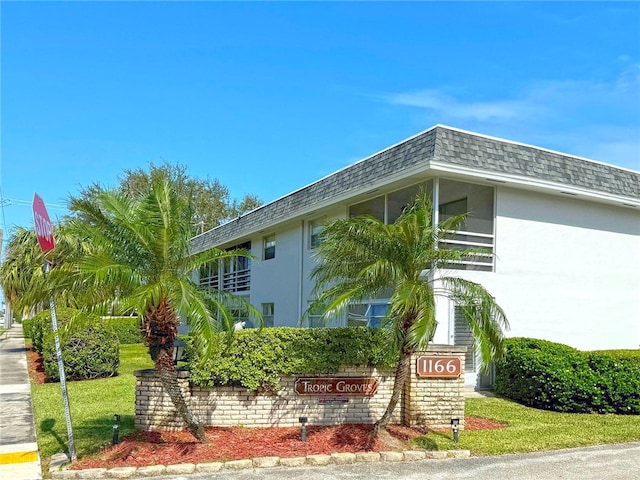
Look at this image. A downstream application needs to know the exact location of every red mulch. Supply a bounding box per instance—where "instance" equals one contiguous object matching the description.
[72,419,506,470]
[26,346,47,384]
[464,417,507,431]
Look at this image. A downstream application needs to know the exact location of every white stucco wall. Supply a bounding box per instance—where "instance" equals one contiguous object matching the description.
[249,223,305,327]
[299,206,348,327]
[435,187,640,351]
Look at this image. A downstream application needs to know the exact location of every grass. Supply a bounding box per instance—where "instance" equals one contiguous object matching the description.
[31,344,153,466]
[415,396,640,455]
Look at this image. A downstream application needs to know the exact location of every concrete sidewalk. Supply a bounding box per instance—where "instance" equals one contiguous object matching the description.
[0,324,42,480]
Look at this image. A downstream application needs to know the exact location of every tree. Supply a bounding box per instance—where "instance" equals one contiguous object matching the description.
[0,226,86,317]
[309,192,509,436]
[117,162,261,232]
[56,172,260,442]
[0,227,45,317]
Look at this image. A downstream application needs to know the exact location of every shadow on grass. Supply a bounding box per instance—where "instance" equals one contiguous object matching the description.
[40,418,68,454]
[40,415,137,458]
[413,430,455,450]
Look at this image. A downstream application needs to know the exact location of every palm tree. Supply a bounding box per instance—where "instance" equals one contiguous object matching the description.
[310,192,509,436]
[56,173,259,442]
[0,227,45,317]
[0,224,103,318]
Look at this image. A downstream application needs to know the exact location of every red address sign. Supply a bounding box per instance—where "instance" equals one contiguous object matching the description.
[416,356,461,378]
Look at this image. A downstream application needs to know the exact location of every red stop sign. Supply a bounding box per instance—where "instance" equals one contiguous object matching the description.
[32,193,55,253]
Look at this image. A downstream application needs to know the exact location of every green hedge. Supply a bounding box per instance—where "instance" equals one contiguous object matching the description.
[22,318,35,342]
[104,316,142,344]
[494,338,640,414]
[29,310,52,354]
[187,327,394,392]
[32,308,120,382]
[592,349,640,368]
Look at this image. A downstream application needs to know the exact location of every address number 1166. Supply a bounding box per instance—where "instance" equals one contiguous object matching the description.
[416,356,461,378]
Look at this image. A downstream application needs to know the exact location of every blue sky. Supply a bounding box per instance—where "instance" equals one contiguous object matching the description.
[2,1,639,251]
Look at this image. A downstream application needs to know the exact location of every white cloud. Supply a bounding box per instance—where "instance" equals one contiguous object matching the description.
[616,62,640,91]
[386,90,544,122]
[381,66,640,170]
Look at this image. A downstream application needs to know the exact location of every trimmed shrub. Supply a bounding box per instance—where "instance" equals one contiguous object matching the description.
[37,308,120,381]
[104,316,142,344]
[30,310,53,354]
[22,318,36,343]
[495,338,640,414]
[187,327,393,392]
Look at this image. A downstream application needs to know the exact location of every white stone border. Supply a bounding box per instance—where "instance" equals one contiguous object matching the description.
[50,450,471,478]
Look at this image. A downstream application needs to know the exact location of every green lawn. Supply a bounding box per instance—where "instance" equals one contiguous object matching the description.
[31,344,153,464]
[415,396,640,454]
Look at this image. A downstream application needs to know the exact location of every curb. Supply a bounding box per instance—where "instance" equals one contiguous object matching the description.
[50,449,471,478]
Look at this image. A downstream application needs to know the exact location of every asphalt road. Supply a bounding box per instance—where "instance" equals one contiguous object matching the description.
[150,442,640,480]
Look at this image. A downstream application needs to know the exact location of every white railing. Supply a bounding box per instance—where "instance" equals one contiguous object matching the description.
[199,275,220,290]
[222,268,251,292]
[200,268,251,292]
[439,230,494,271]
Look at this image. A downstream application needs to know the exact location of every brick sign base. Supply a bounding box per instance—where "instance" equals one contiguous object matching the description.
[134,345,466,431]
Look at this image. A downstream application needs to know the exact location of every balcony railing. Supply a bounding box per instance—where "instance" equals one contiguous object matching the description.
[222,268,251,292]
[200,268,251,293]
[199,275,220,290]
[439,230,494,271]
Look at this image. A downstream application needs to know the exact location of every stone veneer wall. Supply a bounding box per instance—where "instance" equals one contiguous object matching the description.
[134,345,466,431]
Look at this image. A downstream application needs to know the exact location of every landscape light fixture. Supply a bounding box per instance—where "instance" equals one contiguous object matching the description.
[451,418,460,443]
[299,416,308,442]
[173,338,185,365]
[112,414,121,445]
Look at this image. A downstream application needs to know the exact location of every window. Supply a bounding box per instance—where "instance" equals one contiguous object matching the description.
[438,179,494,235]
[231,304,253,328]
[263,234,275,260]
[437,179,495,272]
[307,302,324,328]
[365,304,388,328]
[348,303,389,328]
[198,260,219,289]
[221,242,251,292]
[348,182,432,225]
[262,303,274,327]
[387,184,422,223]
[439,197,468,221]
[309,221,324,249]
[349,196,385,221]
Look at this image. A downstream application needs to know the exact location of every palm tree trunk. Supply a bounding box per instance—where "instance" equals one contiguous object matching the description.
[372,347,413,437]
[155,347,207,443]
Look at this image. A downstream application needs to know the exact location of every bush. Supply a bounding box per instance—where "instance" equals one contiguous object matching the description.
[494,338,640,414]
[22,318,35,342]
[104,316,142,344]
[36,308,120,382]
[30,310,53,354]
[187,327,393,392]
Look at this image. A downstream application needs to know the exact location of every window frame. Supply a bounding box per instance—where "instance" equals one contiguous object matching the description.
[263,234,276,260]
[262,303,274,327]
[309,220,324,249]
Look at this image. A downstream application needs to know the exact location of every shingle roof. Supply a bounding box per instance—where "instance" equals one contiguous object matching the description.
[191,125,639,254]
[434,127,639,198]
